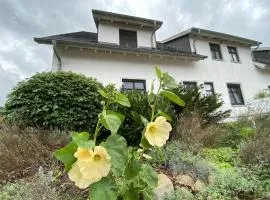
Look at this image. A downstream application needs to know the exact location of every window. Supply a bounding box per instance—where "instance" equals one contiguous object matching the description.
[227,46,240,62]
[122,79,146,91]
[209,43,222,60]
[183,81,197,90]
[227,84,244,105]
[204,82,215,96]
[119,30,137,48]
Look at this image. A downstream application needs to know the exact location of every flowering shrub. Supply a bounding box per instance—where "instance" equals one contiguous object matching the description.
[54,67,185,200]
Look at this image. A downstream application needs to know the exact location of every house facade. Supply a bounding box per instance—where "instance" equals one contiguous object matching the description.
[35,10,270,119]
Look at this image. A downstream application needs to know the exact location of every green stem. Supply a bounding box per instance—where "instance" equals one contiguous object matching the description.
[93,101,110,144]
[151,82,162,122]
[93,118,101,144]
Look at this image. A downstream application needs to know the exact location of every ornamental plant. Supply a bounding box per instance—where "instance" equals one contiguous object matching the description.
[53,67,185,200]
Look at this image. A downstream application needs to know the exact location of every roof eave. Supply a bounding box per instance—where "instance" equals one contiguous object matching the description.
[92,9,163,30]
[34,37,53,44]
[34,38,206,61]
[192,28,261,46]
[162,27,261,46]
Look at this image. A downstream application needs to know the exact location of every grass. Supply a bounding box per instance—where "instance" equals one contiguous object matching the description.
[0,123,69,183]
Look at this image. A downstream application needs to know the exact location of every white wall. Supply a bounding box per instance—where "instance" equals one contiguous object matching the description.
[98,22,155,48]
[189,37,270,116]
[98,23,119,44]
[53,40,270,118]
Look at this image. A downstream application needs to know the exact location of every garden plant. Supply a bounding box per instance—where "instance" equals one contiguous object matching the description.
[54,67,185,200]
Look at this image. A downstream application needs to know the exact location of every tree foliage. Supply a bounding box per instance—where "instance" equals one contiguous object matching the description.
[4,71,103,131]
[173,84,231,125]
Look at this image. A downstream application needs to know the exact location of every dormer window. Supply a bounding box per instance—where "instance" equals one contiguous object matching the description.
[119,29,137,48]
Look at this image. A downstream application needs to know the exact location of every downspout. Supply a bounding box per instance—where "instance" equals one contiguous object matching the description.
[151,21,157,48]
[192,28,200,54]
[52,40,61,71]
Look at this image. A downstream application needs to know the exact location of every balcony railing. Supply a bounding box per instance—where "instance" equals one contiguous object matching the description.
[156,43,191,53]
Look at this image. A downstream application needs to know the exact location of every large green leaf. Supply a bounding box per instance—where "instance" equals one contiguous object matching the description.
[106,110,125,122]
[101,111,123,134]
[114,92,131,107]
[162,73,178,89]
[140,115,149,127]
[155,66,162,80]
[160,90,185,106]
[140,132,152,149]
[90,176,118,200]
[157,110,172,122]
[134,164,158,200]
[104,134,128,177]
[124,155,141,180]
[140,164,158,193]
[122,185,140,200]
[123,158,157,200]
[98,89,109,99]
[53,142,77,171]
[71,132,95,148]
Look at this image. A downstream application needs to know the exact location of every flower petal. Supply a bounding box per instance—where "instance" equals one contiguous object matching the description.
[78,146,111,183]
[145,116,172,147]
[74,147,93,161]
[68,161,93,189]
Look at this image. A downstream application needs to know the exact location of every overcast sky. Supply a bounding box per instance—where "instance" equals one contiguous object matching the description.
[0,0,269,105]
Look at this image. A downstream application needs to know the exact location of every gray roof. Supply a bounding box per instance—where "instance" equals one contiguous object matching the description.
[253,47,270,51]
[253,57,270,64]
[34,31,97,44]
[34,31,207,60]
[92,9,163,30]
[162,27,261,46]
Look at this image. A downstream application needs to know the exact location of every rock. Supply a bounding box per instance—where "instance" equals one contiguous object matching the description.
[154,173,174,200]
[176,174,195,190]
[194,180,206,192]
[177,187,194,200]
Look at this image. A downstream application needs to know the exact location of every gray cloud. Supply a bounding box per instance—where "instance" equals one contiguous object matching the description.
[0,0,269,105]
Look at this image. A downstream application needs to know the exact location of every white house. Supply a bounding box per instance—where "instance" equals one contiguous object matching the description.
[34,10,270,118]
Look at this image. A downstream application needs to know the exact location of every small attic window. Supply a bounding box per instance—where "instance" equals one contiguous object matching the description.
[119,29,137,48]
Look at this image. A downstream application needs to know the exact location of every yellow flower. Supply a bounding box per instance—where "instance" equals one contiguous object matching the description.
[68,161,93,189]
[68,146,111,189]
[74,147,93,161]
[145,116,172,147]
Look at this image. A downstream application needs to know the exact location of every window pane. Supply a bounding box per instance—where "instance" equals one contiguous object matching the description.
[134,82,144,90]
[227,84,244,105]
[183,81,197,90]
[229,92,236,104]
[119,30,137,48]
[123,82,134,90]
[204,82,214,95]
[210,43,222,60]
[122,79,146,91]
[228,46,239,62]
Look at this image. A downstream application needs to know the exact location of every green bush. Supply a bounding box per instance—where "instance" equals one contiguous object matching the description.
[165,189,187,200]
[254,90,270,99]
[149,141,212,181]
[197,168,265,200]
[200,147,240,169]
[4,71,103,131]
[173,84,231,125]
[240,126,270,165]
[115,90,176,146]
[214,119,253,148]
